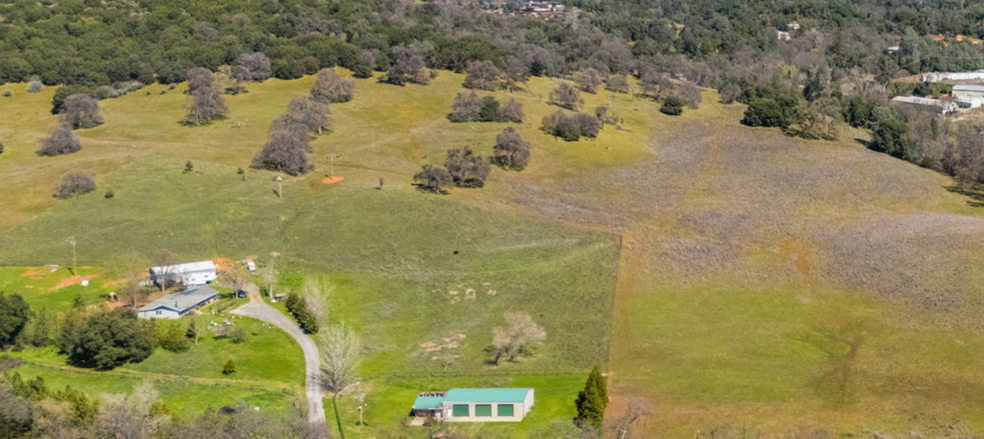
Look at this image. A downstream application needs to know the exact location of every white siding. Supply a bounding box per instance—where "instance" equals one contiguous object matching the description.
[138,308,181,319]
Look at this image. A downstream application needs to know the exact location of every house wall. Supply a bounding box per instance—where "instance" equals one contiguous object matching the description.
[181,270,217,286]
[953,91,984,108]
[138,308,181,319]
[440,400,530,422]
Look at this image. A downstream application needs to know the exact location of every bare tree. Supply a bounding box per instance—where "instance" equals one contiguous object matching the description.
[238,52,272,82]
[610,397,653,439]
[310,68,355,104]
[445,147,491,187]
[595,104,620,125]
[679,80,702,109]
[301,276,330,328]
[576,68,604,94]
[119,278,152,309]
[186,68,227,125]
[38,120,81,156]
[413,164,453,193]
[503,55,530,91]
[448,90,483,122]
[497,98,524,123]
[383,45,429,85]
[62,94,104,129]
[606,75,630,94]
[319,325,362,439]
[463,60,502,90]
[493,127,531,171]
[490,312,546,365]
[718,83,742,104]
[152,249,180,292]
[549,82,583,110]
[187,315,204,345]
[219,265,251,294]
[252,115,314,176]
[284,96,331,134]
[96,382,169,439]
[53,171,96,199]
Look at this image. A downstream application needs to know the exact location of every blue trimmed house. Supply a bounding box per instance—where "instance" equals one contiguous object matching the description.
[411,388,534,423]
[137,285,218,319]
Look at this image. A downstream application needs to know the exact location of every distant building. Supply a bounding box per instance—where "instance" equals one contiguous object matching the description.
[411,388,534,423]
[922,70,984,82]
[886,45,900,53]
[952,84,984,108]
[150,260,217,287]
[138,285,218,319]
[890,96,957,115]
[787,22,800,31]
[519,2,564,17]
[777,31,791,41]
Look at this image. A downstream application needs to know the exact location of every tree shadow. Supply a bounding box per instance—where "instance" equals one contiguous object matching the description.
[945,185,984,207]
[853,137,870,148]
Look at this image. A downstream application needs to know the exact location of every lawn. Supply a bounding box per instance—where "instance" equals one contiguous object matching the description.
[0,265,117,312]
[7,316,306,418]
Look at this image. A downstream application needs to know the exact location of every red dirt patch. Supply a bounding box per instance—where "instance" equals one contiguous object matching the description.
[321,176,345,184]
[21,266,56,280]
[213,257,235,272]
[53,274,99,290]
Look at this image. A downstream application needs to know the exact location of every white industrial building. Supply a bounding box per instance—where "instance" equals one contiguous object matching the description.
[149,260,217,287]
[922,70,984,82]
[890,96,957,115]
[952,84,984,108]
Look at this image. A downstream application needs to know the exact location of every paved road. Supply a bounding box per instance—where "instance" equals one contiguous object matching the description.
[232,285,325,432]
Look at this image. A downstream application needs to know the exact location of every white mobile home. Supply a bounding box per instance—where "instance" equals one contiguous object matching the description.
[138,285,218,319]
[150,260,217,287]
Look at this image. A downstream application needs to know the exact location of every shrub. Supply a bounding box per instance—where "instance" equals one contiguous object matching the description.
[0,143,4,155]
[231,328,245,344]
[660,96,684,115]
[549,82,583,110]
[606,75,629,94]
[38,121,81,156]
[155,322,191,353]
[493,127,530,171]
[223,359,237,375]
[541,111,602,141]
[284,293,319,333]
[54,172,96,199]
[719,83,742,104]
[742,98,790,128]
[104,190,114,199]
[61,94,104,129]
[2,90,10,97]
[595,104,620,125]
[27,78,42,93]
[0,293,30,349]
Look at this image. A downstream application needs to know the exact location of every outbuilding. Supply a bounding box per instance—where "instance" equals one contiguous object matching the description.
[411,388,534,423]
[138,285,219,319]
[149,260,217,287]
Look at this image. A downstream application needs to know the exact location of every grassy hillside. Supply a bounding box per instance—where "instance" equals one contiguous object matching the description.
[1,68,984,437]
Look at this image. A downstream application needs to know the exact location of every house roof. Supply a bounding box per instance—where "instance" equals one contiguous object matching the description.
[139,285,218,313]
[150,260,216,276]
[412,393,446,410]
[953,85,984,93]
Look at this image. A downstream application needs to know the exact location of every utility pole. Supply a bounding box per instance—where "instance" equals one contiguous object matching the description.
[66,237,77,275]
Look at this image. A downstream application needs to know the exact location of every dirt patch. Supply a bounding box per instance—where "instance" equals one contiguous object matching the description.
[53,274,99,290]
[213,257,235,272]
[321,176,344,184]
[21,266,57,280]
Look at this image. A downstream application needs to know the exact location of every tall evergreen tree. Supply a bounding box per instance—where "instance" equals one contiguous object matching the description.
[575,366,608,430]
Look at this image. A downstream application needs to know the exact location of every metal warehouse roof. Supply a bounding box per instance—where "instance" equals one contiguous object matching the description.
[139,285,218,313]
[412,388,533,410]
[953,85,984,92]
[150,260,216,276]
[445,388,532,403]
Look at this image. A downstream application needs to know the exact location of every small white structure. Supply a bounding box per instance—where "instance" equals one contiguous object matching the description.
[411,388,534,423]
[138,285,218,319]
[777,30,791,41]
[952,84,984,108]
[150,260,217,287]
[890,95,957,115]
[922,70,984,83]
[787,22,800,31]
[246,260,257,272]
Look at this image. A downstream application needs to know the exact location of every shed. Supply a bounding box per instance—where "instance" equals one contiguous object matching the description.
[411,388,534,423]
[150,260,217,287]
[137,285,219,319]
